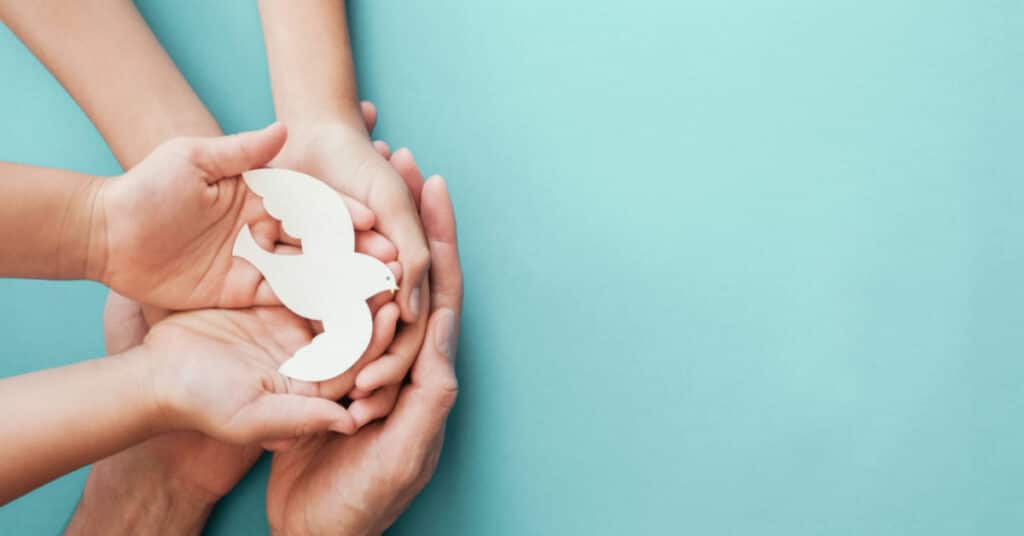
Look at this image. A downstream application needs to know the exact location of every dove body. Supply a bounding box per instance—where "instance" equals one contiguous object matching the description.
[234,168,398,382]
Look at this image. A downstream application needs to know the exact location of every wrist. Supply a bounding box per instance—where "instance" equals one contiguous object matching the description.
[118,344,180,435]
[58,176,110,282]
[279,107,367,139]
[272,121,371,172]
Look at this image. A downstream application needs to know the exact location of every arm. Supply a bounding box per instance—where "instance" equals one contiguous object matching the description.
[257,0,430,323]
[0,0,223,167]
[0,2,223,530]
[1,305,363,507]
[257,0,432,418]
[0,163,105,280]
[0,348,160,505]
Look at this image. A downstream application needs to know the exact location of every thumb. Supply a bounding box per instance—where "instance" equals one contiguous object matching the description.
[189,122,288,182]
[384,309,459,446]
[225,393,356,443]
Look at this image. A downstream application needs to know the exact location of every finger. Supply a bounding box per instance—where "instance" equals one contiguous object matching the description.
[319,302,400,400]
[360,277,429,392]
[348,386,374,400]
[349,385,400,428]
[370,177,430,323]
[226,259,283,308]
[354,352,409,393]
[229,394,356,443]
[343,195,375,231]
[380,176,462,443]
[361,100,378,133]
[421,176,463,316]
[103,291,148,354]
[373,140,392,159]
[389,148,426,207]
[277,224,302,247]
[384,309,459,445]
[355,230,397,262]
[187,122,288,181]
[141,305,171,327]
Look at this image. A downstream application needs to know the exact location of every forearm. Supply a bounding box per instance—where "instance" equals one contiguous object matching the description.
[0,348,162,505]
[0,163,106,280]
[66,459,212,536]
[258,0,365,133]
[0,0,221,167]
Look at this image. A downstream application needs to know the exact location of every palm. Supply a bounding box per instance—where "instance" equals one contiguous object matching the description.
[267,423,409,535]
[95,306,316,500]
[104,172,280,311]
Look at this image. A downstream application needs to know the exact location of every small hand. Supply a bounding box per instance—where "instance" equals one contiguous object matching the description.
[273,112,430,323]
[271,108,432,402]
[267,173,462,536]
[143,304,401,444]
[98,123,379,311]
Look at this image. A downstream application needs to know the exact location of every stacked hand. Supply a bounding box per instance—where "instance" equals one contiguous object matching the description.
[70,104,462,535]
[267,155,462,536]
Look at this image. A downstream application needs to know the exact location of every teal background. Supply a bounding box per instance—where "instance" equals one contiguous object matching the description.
[1,0,1022,533]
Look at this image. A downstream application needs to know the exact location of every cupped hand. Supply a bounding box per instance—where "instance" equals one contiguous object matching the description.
[142,304,401,444]
[271,108,431,324]
[82,104,410,514]
[267,173,462,536]
[99,122,381,311]
[272,107,436,429]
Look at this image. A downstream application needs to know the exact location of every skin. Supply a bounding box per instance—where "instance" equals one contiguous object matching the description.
[257,0,432,406]
[267,170,463,536]
[3,0,452,531]
[67,116,410,535]
[0,301,410,507]
[67,151,458,536]
[0,123,385,310]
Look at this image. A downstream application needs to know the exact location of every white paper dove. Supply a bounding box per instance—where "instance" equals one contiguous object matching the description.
[233,168,398,382]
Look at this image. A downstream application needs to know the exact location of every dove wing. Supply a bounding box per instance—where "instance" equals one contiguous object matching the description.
[242,168,355,258]
[277,302,372,382]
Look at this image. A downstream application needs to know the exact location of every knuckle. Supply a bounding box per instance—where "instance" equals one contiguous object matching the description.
[435,377,459,411]
[409,247,431,274]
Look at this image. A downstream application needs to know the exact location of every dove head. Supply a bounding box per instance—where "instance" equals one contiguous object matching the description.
[350,254,400,300]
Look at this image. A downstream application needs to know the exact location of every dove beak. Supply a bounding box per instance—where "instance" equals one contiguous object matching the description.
[390,285,399,294]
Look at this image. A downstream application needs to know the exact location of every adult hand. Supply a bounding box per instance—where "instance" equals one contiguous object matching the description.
[266,158,462,536]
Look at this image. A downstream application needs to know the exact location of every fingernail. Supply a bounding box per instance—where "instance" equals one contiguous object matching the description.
[330,419,354,435]
[434,308,456,358]
[409,287,421,318]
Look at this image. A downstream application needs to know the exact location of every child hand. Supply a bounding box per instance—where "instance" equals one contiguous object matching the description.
[96,123,378,311]
[139,305,398,445]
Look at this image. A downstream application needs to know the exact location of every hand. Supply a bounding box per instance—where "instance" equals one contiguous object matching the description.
[142,305,396,444]
[274,120,430,322]
[273,106,433,428]
[98,122,380,311]
[73,105,409,534]
[267,170,462,536]
[68,300,399,535]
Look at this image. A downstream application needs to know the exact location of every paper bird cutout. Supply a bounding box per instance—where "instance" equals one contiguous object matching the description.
[233,168,398,382]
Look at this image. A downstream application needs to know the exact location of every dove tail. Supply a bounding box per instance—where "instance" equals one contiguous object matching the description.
[233,224,263,264]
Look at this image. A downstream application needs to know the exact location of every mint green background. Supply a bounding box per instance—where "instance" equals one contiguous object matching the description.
[1,1,1022,533]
